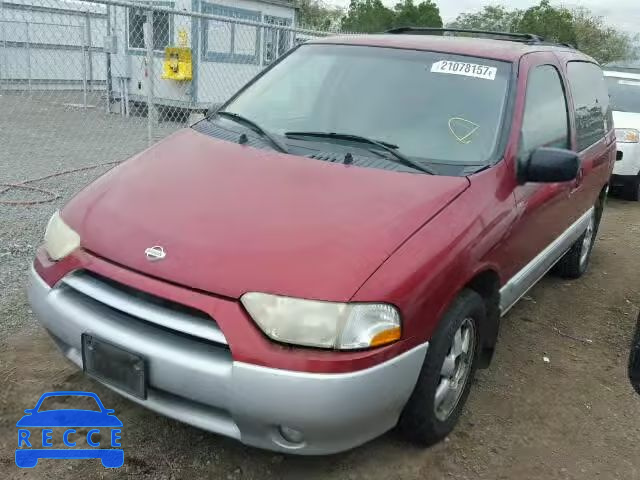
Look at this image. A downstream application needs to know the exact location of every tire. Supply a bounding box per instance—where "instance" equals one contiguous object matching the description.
[622,177,640,202]
[553,204,601,279]
[398,289,484,446]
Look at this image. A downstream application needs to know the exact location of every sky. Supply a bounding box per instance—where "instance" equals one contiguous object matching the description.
[327,0,640,34]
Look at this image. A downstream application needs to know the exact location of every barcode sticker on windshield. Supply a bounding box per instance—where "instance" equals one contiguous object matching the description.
[431,61,497,80]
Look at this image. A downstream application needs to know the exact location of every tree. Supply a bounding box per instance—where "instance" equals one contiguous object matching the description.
[449,1,637,65]
[449,5,520,32]
[570,7,638,64]
[517,0,577,45]
[392,0,443,29]
[341,0,395,33]
[340,0,442,33]
[295,0,344,31]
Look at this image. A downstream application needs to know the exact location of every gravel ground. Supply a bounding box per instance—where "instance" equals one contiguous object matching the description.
[2,92,640,479]
[0,92,182,338]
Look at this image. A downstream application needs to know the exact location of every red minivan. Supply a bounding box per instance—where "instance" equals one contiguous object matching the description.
[28,28,615,454]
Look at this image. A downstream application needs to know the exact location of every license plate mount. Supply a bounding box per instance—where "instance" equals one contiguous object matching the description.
[82,334,147,400]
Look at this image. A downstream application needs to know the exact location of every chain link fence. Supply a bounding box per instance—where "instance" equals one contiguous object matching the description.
[0,0,340,204]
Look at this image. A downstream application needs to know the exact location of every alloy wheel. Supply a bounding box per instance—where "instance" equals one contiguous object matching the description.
[579,213,596,268]
[434,318,476,422]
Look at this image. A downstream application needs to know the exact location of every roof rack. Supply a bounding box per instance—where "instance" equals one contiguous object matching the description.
[385,27,545,44]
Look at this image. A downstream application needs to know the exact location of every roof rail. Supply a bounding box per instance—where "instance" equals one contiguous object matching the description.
[385,27,545,44]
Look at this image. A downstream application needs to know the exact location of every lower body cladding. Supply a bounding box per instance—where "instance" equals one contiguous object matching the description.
[28,267,428,455]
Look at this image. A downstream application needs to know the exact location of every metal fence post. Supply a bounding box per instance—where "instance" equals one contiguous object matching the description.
[106,5,112,114]
[144,9,155,146]
[26,22,31,93]
[85,11,93,95]
[82,23,88,109]
[0,2,4,88]
[1,21,6,88]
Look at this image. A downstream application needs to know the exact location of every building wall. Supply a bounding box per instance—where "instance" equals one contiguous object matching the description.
[194,0,295,106]
[0,0,107,90]
[115,0,297,107]
[0,0,300,106]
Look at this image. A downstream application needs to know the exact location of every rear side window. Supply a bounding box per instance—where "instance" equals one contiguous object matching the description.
[567,62,612,151]
[521,65,570,157]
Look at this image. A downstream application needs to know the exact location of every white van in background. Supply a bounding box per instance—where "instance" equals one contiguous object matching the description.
[605,70,640,201]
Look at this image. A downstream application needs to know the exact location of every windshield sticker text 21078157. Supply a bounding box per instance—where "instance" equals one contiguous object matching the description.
[431,61,497,81]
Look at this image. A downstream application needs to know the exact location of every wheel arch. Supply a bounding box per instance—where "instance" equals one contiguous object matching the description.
[596,184,608,223]
[462,269,501,368]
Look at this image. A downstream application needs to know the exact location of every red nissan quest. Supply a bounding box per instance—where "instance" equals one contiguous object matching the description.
[29,28,615,454]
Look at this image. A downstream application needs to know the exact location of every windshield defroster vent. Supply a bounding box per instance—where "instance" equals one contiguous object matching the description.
[306,152,353,164]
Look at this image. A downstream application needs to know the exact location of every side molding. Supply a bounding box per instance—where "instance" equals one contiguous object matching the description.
[499,207,594,315]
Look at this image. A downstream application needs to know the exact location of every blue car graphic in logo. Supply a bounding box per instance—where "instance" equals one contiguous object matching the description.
[16,391,123,468]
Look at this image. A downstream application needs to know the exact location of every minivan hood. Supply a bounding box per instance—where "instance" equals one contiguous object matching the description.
[63,129,469,300]
[613,110,640,128]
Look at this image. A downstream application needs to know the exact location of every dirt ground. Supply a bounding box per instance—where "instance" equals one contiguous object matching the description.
[0,197,638,479]
[1,94,640,479]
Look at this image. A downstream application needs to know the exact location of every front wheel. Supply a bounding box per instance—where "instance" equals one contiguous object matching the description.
[398,289,484,446]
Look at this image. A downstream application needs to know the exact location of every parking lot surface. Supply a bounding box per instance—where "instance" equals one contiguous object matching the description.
[1,94,640,479]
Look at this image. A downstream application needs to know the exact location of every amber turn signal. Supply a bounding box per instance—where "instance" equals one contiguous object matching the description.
[370,327,402,347]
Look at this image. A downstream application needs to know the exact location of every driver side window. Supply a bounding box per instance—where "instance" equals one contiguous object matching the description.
[521,65,570,158]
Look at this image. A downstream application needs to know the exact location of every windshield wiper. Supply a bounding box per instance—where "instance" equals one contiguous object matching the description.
[284,131,434,174]
[216,111,289,153]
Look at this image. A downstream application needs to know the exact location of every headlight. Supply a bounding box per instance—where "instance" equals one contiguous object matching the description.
[44,211,80,261]
[241,292,401,350]
[615,128,639,143]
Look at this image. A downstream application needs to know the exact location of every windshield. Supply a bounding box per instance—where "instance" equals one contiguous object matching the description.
[224,44,512,166]
[606,76,640,113]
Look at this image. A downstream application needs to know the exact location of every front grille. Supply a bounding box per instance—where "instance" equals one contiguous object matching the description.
[61,271,228,346]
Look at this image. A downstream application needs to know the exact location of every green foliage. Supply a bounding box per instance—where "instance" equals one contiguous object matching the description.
[449,5,520,32]
[295,0,343,31]
[517,0,576,45]
[449,0,638,64]
[341,0,395,33]
[570,7,638,65]
[392,0,443,29]
[340,0,442,33]
[295,0,637,64]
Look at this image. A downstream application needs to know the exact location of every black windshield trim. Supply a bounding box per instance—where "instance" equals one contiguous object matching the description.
[285,131,435,174]
[215,111,289,153]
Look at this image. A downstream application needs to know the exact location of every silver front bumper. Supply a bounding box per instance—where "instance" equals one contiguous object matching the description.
[614,141,640,176]
[28,267,428,454]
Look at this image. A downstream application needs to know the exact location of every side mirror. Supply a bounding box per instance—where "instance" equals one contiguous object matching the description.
[617,150,624,161]
[518,147,579,184]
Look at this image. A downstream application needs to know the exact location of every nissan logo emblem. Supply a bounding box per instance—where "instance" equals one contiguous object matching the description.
[144,246,166,261]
